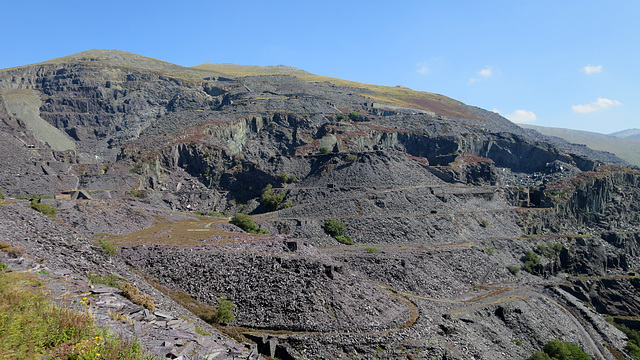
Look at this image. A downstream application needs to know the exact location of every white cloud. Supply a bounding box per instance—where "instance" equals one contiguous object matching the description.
[503,109,538,123]
[469,66,494,84]
[416,65,429,75]
[478,67,493,78]
[572,98,622,113]
[583,65,603,74]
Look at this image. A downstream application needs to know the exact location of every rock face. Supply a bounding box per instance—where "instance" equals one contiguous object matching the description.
[1,49,639,359]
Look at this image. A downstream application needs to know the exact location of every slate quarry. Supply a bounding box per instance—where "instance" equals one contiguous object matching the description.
[0,49,639,359]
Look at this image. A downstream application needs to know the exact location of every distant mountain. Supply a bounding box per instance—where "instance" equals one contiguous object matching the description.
[521,124,640,167]
[609,128,640,140]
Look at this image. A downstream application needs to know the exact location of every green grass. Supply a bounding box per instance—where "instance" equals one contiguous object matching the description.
[87,273,123,288]
[29,200,57,217]
[0,271,151,359]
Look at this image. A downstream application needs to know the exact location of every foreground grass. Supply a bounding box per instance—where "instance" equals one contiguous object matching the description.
[0,268,152,359]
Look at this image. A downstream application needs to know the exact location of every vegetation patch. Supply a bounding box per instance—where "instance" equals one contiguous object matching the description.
[323,218,354,245]
[230,213,270,234]
[0,270,150,359]
[606,317,640,359]
[215,296,236,324]
[522,250,541,274]
[260,184,291,211]
[98,239,117,256]
[120,282,156,311]
[345,154,358,163]
[0,242,25,258]
[527,339,589,360]
[87,272,123,288]
[507,265,521,275]
[279,172,298,184]
[30,199,57,217]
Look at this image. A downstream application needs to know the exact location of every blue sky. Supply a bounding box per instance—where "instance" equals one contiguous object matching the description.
[1,0,638,134]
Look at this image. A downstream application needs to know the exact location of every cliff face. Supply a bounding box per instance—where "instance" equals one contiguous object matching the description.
[1,50,639,360]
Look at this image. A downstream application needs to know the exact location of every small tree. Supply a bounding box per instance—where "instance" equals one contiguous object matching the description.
[216,296,235,324]
[323,218,346,237]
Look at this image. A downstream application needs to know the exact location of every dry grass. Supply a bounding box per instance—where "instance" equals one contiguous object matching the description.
[102,217,266,247]
[120,282,155,311]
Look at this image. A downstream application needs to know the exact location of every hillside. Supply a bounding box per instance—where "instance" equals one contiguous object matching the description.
[0,49,639,360]
[610,128,640,140]
[521,124,640,167]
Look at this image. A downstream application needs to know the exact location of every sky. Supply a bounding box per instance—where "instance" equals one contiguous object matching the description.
[1,0,638,134]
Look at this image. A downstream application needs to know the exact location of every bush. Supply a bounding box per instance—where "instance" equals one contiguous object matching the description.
[507,265,521,275]
[348,111,363,122]
[537,242,563,258]
[0,261,6,272]
[335,235,354,245]
[345,155,357,163]
[30,200,57,217]
[99,239,117,256]
[365,247,380,253]
[279,172,297,184]
[121,282,155,311]
[480,220,490,228]
[522,250,541,274]
[542,339,589,360]
[323,218,346,237]
[607,319,640,359]
[484,247,495,255]
[260,184,287,210]
[319,147,330,154]
[215,296,235,324]
[230,213,270,234]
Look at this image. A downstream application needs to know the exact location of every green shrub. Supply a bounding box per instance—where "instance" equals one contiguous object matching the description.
[606,318,640,359]
[335,235,354,245]
[319,147,330,154]
[29,200,57,217]
[480,220,490,228]
[365,247,380,253]
[215,296,236,324]
[542,339,589,360]
[537,242,563,258]
[345,155,357,163]
[323,218,346,237]
[336,113,346,121]
[348,111,363,122]
[0,188,3,198]
[507,265,521,275]
[260,184,288,210]
[512,339,523,346]
[279,172,297,184]
[99,239,117,256]
[0,262,6,272]
[522,250,541,274]
[230,214,270,234]
[484,247,495,255]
